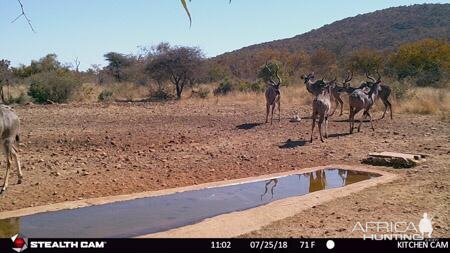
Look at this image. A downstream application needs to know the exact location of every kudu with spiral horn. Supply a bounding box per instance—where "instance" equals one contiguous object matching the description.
[264,64,282,124]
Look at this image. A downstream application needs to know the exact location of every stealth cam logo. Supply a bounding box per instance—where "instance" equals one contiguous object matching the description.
[11,234,28,252]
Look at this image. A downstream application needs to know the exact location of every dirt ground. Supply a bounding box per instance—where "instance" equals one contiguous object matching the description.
[0,96,449,237]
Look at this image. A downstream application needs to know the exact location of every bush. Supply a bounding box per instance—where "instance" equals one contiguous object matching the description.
[238,81,265,92]
[390,79,414,100]
[10,92,31,105]
[28,71,81,103]
[98,90,113,102]
[151,88,174,101]
[213,79,234,96]
[191,87,210,99]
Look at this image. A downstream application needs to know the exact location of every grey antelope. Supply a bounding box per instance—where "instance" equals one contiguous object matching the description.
[301,72,326,96]
[0,105,22,194]
[348,78,381,134]
[264,66,282,124]
[329,71,354,116]
[361,71,393,120]
[310,80,334,143]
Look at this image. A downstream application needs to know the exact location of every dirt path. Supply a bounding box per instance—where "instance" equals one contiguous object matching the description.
[1,99,448,237]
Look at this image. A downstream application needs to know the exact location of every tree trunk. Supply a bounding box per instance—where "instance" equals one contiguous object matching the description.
[175,83,182,99]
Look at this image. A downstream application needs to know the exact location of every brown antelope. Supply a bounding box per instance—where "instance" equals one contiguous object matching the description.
[348,78,381,134]
[361,70,393,119]
[310,81,333,143]
[265,66,282,124]
[0,105,22,194]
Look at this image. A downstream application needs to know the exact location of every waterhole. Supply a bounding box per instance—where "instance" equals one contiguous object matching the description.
[0,168,380,237]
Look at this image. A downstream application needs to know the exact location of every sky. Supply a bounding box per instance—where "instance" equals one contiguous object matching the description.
[0,0,447,70]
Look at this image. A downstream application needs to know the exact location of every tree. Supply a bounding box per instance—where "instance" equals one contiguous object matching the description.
[0,59,13,103]
[146,43,204,99]
[387,39,450,86]
[104,52,134,82]
[310,48,337,78]
[12,53,65,78]
[346,49,383,74]
[257,61,282,84]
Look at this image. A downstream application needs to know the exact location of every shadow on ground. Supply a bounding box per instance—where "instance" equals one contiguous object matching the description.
[236,123,263,130]
[328,132,352,138]
[279,139,308,149]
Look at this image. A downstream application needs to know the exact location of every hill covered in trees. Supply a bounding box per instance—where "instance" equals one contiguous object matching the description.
[212,4,450,79]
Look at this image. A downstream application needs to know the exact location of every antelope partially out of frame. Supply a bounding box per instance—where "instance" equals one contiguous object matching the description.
[0,105,22,194]
[265,65,282,124]
[361,70,393,120]
[348,77,381,134]
[310,80,334,143]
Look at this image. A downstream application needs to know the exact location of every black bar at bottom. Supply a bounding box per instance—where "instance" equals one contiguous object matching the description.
[0,238,448,253]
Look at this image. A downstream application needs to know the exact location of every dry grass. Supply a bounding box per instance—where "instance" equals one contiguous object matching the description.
[186,83,450,121]
[397,87,450,120]
[71,83,103,103]
[8,82,450,122]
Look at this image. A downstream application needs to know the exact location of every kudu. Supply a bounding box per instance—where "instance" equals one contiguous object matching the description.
[329,71,354,116]
[348,77,381,134]
[301,72,326,96]
[0,105,22,194]
[310,81,334,143]
[264,65,282,124]
[301,72,346,117]
[361,70,393,119]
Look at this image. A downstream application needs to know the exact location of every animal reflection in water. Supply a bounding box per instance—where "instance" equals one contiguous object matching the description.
[0,217,19,238]
[260,179,278,200]
[260,170,350,200]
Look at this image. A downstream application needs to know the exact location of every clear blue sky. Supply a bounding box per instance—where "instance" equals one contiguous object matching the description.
[0,0,447,70]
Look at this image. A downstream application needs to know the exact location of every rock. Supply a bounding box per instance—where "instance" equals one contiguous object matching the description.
[362,152,426,168]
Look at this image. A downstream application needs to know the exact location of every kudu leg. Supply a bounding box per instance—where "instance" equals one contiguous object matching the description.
[349,107,354,134]
[277,99,281,121]
[367,111,375,131]
[318,116,324,142]
[1,149,12,194]
[358,111,368,132]
[270,103,276,124]
[381,99,393,120]
[310,113,316,143]
[338,97,344,116]
[265,103,270,123]
[11,147,22,184]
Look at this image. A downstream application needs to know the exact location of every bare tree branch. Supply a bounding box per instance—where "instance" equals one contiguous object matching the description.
[11,0,35,33]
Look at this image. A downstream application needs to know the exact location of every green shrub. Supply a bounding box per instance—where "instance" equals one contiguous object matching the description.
[213,79,234,96]
[98,90,113,102]
[238,81,265,92]
[28,71,81,103]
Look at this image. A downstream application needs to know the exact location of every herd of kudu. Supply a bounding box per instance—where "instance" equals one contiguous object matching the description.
[264,65,393,143]
[0,64,393,194]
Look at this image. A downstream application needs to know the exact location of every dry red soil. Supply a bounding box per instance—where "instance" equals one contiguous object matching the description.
[1,99,449,237]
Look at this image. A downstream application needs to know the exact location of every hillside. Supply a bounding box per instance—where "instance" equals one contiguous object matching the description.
[214,4,450,60]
